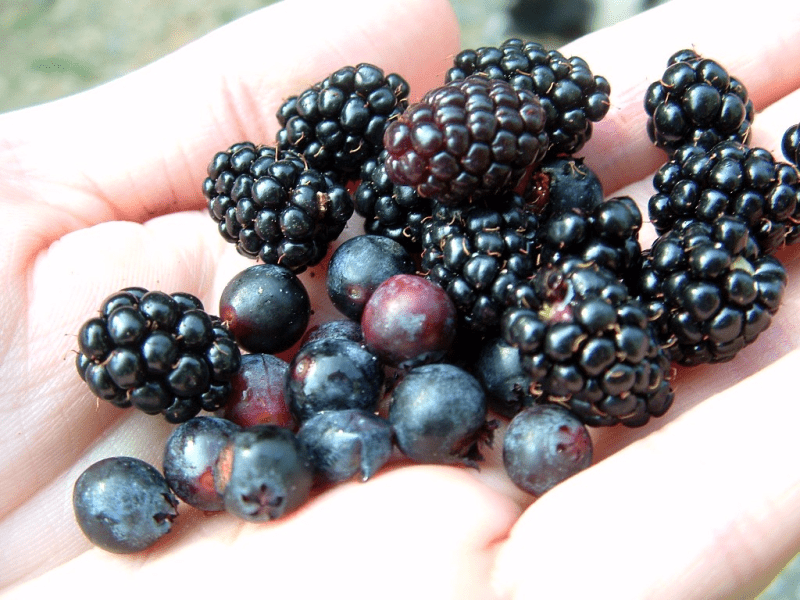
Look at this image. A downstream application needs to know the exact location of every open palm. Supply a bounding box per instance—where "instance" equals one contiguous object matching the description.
[3,0,800,598]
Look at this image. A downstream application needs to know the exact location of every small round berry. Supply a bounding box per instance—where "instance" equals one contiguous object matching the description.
[223,353,293,429]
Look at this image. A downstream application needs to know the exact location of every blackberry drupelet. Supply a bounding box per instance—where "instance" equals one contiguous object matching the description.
[76,288,241,423]
[538,196,643,282]
[644,49,754,155]
[649,140,800,254]
[420,192,540,333]
[383,74,549,206]
[446,38,611,156]
[353,150,432,253]
[276,63,410,180]
[633,217,786,365]
[203,142,353,273]
[782,123,800,167]
[501,259,674,427]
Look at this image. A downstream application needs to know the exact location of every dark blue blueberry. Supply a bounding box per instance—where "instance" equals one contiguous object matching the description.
[73,456,178,553]
[326,234,415,321]
[300,319,364,346]
[216,425,313,522]
[473,337,535,418]
[163,416,242,511]
[298,409,394,482]
[502,404,592,496]
[285,338,383,422]
[388,363,492,467]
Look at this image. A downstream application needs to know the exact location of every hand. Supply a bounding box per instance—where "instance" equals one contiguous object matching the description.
[1,0,800,598]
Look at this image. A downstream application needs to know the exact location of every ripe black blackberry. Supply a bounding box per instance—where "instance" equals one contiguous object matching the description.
[76,287,242,423]
[383,74,549,206]
[649,140,800,255]
[353,150,432,253]
[276,63,410,180]
[501,259,674,428]
[538,196,643,282]
[203,142,354,273]
[420,192,540,334]
[782,123,800,167]
[633,217,786,366]
[644,49,754,155]
[445,38,611,156]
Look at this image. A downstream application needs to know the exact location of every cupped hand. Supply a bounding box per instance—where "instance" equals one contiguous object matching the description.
[2,0,800,598]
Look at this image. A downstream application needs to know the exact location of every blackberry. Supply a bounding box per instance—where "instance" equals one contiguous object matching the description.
[644,49,754,155]
[446,38,611,156]
[538,196,643,282]
[420,192,540,333]
[76,287,241,423]
[383,74,549,206]
[634,217,786,365]
[202,142,353,273]
[501,259,674,428]
[276,63,410,180]
[353,150,432,253]
[649,140,800,255]
[781,123,800,167]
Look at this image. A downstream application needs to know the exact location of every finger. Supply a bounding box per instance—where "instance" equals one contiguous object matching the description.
[492,345,800,600]
[564,0,800,194]
[0,0,460,235]
[2,466,520,600]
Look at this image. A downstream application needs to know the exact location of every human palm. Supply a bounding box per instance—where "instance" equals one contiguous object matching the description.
[3,0,800,598]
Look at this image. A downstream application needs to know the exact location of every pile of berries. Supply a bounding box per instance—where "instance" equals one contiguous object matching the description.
[72,40,799,554]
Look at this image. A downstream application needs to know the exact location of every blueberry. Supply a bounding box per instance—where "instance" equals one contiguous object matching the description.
[361,274,457,367]
[163,416,241,511]
[502,404,593,496]
[219,264,310,354]
[300,319,364,346]
[326,234,415,321]
[297,409,394,483]
[215,425,313,522]
[73,456,178,553]
[285,338,384,422]
[223,353,293,429]
[388,363,492,466]
[473,337,535,418]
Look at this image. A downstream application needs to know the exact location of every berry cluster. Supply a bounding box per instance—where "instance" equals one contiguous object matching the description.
[71,41,797,554]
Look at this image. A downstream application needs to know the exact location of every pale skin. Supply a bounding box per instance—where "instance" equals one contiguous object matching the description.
[1,0,800,597]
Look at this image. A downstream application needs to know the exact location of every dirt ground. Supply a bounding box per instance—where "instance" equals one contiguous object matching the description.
[0,0,798,596]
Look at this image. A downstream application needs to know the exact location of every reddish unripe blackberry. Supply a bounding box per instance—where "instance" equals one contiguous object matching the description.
[538,196,643,282]
[76,288,241,423]
[645,49,754,155]
[420,192,540,333]
[223,353,294,429]
[361,274,458,367]
[782,123,800,167]
[503,404,593,496]
[446,38,610,156]
[633,217,786,365]
[353,150,433,253]
[501,259,674,428]
[383,74,549,206]
[649,141,800,255]
[276,63,410,180]
[203,142,353,273]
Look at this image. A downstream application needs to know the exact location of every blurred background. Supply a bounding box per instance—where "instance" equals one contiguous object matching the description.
[0,0,798,596]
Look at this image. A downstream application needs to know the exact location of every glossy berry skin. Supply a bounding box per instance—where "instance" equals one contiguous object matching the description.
[361,274,457,367]
[73,457,178,554]
[163,416,241,511]
[220,264,310,354]
[326,234,415,321]
[285,338,384,422]
[297,409,394,483]
[782,123,800,167]
[300,319,364,346]
[223,353,293,429]
[215,425,313,522]
[473,337,535,419]
[526,156,605,218]
[644,49,754,154]
[384,74,549,206]
[388,363,492,467]
[502,404,593,497]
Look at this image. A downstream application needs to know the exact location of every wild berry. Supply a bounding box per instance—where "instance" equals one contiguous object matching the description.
[222,353,293,429]
[781,122,800,167]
